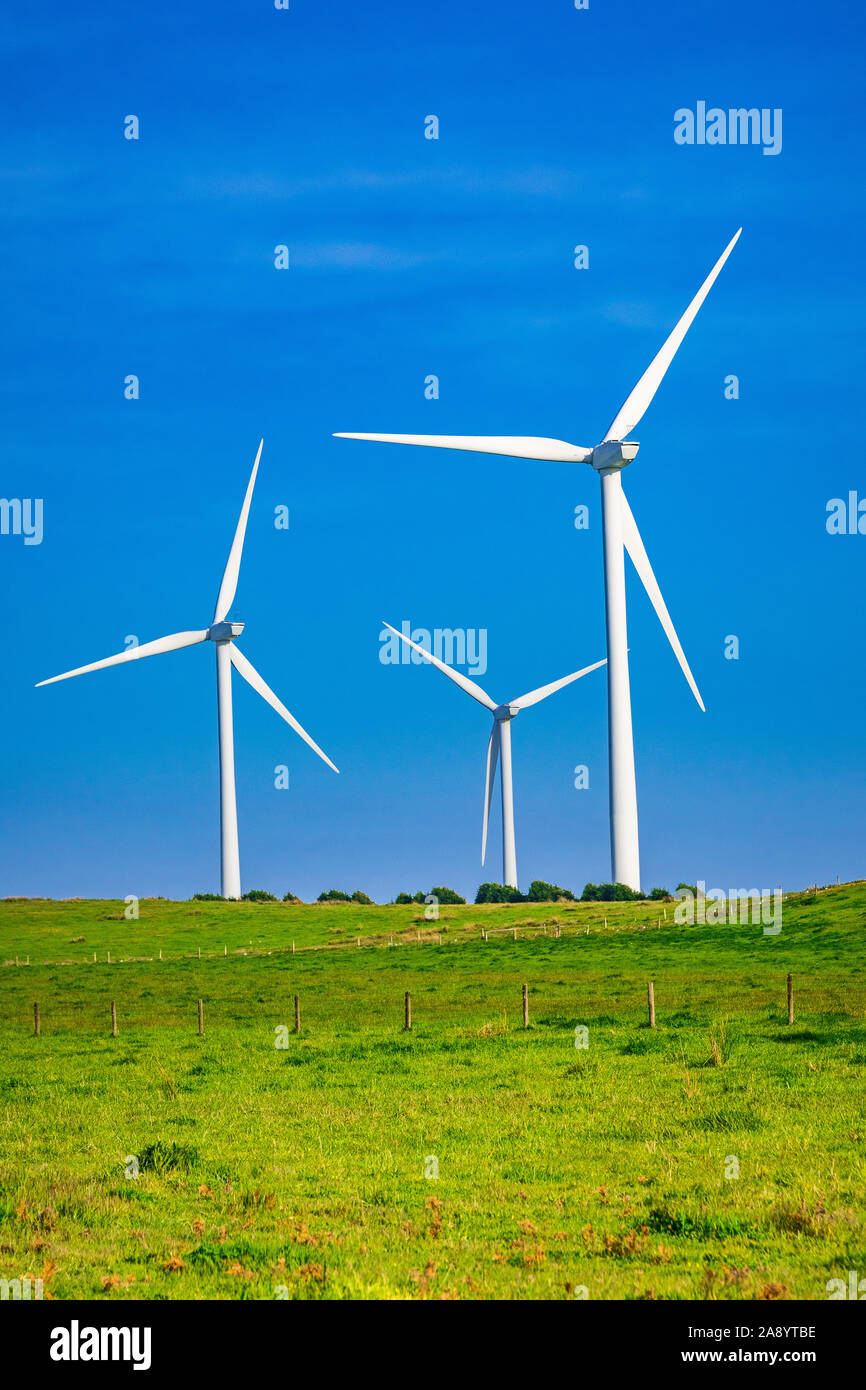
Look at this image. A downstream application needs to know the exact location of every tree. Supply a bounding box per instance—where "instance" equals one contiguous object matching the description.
[351,890,374,905]
[429,886,466,905]
[394,892,414,905]
[317,889,352,903]
[580,882,644,903]
[242,889,277,903]
[527,879,575,902]
[475,882,526,904]
[647,887,671,901]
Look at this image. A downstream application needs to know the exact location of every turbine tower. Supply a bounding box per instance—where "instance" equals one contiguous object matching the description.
[383,621,605,888]
[36,441,338,898]
[339,232,741,890]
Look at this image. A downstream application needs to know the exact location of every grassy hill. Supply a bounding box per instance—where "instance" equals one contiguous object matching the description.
[0,885,864,1299]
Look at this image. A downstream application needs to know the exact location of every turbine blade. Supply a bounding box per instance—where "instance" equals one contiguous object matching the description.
[603,229,741,442]
[382,621,497,711]
[336,434,593,464]
[229,645,339,773]
[481,720,501,866]
[620,490,705,711]
[35,630,209,687]
[213,439,263,623]
[510,657,607,711]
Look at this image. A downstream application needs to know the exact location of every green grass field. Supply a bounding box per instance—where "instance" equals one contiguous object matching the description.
[1,887,864,1300]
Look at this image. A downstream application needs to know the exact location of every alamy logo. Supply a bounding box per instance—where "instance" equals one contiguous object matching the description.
[674,102,782,156]
[826,1270,866,1299]
[50,1320,152,1371]
[826,492,866,534]
[0,497,43,545]
[1,1276,43,1300]
[674,881,782,935]
[379,620,487,677]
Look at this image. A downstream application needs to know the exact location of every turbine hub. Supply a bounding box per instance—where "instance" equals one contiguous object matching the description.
[591,440,640,472]
[208,621,244,642]
[494,704,519,721]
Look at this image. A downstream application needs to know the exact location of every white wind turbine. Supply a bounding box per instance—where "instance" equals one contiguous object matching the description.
[340,232,741,891]
[36,441,338,898]
[382,621,605,888]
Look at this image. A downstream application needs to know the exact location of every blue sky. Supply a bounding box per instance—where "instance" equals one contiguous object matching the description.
[2,0,864,902]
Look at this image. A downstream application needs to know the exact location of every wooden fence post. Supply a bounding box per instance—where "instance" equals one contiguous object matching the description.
[33,1002,40,1037]
[111,1000,118,1036]
[522,983,529,1028]
[647,981,656,1029]
[404,991,411,1031]
[787,973,794,1025]
[197,999,204,1036]
[294,995,300,1034]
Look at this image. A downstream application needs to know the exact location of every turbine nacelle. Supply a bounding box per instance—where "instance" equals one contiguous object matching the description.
[494,703,519,721]
[208,620,244,643]
[591,440,640,472]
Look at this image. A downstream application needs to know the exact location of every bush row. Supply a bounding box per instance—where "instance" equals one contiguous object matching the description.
[192,880,683,906]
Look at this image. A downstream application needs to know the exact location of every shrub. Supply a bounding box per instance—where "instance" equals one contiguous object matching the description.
[581,882,644,902]
[350,890,374,905]
[394,888,466,905]
[282,892,303,903]
[317,889,352,903]
[429,886,466,905]
[241,889,277,903]
[475,883,526,904]
[527,879,575,902]
[647,887,671,901]
[192,893,224,902]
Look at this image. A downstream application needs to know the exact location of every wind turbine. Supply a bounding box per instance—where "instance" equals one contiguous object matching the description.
[382,621,605,888]
[36,441,338,898]
[339,232,741,891]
